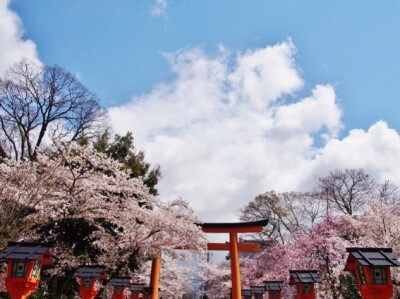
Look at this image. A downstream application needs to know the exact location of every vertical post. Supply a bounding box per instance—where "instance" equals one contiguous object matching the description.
[149,252,161,299]
[230,232,241,299]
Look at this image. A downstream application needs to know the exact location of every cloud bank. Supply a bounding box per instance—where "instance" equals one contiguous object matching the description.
[3,1,399,224]
[108,39,400,222]
[0,0,39,75]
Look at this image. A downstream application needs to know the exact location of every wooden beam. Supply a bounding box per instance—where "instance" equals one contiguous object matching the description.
[207,242,260,252]
[200,219,268,234]
[202,226,264,233]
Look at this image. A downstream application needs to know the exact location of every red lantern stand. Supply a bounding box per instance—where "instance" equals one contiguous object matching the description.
[74,265,106,299]
[289,270,321,299]
[241,289,252,299]
[130,283,145,299]
[0,242,53,299]
[201,219,269,299]
[250,285,265,299]
[109,277,131,299]
[264,281,284,299]
[344,247,400,299]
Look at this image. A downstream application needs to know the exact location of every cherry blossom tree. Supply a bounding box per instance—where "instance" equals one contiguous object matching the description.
[343,198,400,291]
[239,169,400,298]
[135,252,196,298]
[0,154,60,249]
[241,216,359,298]
[0,141,206,297]
[198,260,231,298]
[241,198,400,298]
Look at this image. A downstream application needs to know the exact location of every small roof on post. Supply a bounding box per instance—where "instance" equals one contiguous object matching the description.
[289,270,321,285]
[131,283,146,291]
[264,281,285,291]
[250,285,265,294]
[109,277,131,287]
[344,248,400,271]
[241,289,252,296]
[74,265,106,279]
[0,242,52,266]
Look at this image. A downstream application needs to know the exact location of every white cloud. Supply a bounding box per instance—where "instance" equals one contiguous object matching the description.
[108,41,400,222]
[313,121,400,183]
[151,0,167,16]
[0,0,40,75]
[229,40,303,108]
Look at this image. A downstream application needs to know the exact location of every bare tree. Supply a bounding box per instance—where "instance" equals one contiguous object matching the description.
[239,191,323,244]
[378,180,400,203]
[317,168,376,215]
[0,59,103,160]
[240,191,289,243]
[296,192,325,225]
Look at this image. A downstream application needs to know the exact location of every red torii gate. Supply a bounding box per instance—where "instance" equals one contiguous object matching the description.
[200,219,269,299]
[147,219,268,299]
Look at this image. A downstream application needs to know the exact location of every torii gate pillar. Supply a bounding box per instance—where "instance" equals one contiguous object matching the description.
[149,252,161,299]
[201,219,269,299]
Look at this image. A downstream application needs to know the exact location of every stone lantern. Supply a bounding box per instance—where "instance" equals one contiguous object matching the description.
[289,270,321,299]
[109,277,131,299]
[74,265,106,299]
[264,281,284,299]
[0,242,52,299]
[344,247,400,299]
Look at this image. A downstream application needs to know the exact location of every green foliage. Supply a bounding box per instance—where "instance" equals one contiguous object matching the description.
[339,273,362,299]
[33,219,100,297]
[37,269,79,298]
[37,218,101,263]
[93,130,161,195]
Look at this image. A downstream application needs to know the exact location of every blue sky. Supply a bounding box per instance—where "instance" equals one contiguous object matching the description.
[2,0,400,221]
[10,0,400,133]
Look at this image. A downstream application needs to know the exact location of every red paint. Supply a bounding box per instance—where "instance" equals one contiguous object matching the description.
[130,291,141,299]
[267,290,283,299]
[345,254,394,298]
[4,251,52,299]
[112,286,128,299]
[78,277,103,299]
[351,264,393,299]
[293,283,316,299]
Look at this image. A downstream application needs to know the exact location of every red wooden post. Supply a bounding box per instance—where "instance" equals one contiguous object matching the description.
[230,232,241,298]
[149,252,161,299]
[0,242,52,299]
